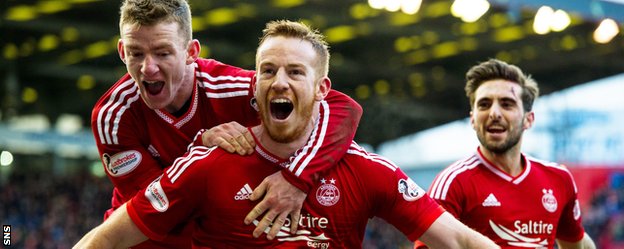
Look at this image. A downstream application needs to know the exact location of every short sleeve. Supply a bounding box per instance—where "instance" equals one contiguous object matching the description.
[127,146,214,240]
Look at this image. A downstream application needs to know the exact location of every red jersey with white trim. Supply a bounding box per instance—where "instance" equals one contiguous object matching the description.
[91,58,362,248]
[127,127,444,248]
[426,147,585,249]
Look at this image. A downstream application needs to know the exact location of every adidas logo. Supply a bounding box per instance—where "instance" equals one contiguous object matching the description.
[234,184,253,200]
[482,193,501,207]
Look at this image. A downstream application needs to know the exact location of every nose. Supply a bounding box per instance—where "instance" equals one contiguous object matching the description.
[271,68,290,92]
[489,103,502,120]
[141,54,159,76]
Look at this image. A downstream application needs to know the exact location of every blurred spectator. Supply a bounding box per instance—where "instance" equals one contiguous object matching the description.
[0,169,111,248]
[584,172,624,249]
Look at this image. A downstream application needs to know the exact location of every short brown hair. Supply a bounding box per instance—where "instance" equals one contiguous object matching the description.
[465,59,539,112]
[259,20,330,77]
[119,0,193,44]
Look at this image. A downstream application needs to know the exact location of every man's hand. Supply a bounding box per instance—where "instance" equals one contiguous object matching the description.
[244,171,307,240]
[202,121,255,155]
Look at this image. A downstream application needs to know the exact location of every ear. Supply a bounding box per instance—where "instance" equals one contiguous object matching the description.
[251,74,257,97]
[523,111,535,130]
[117,39,126,64]
[315,77,331,101]
[186,39,200,65]
[469,111,477,131]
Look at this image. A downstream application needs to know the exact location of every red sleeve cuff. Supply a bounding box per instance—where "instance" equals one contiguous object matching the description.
[280,170,311,193]
[406,205,445,241]
[127,200,166,241]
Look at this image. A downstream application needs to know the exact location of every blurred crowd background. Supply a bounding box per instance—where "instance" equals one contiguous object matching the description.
[1,161,623,248]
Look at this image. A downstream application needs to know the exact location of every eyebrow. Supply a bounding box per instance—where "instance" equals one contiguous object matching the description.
[125,42,174,51]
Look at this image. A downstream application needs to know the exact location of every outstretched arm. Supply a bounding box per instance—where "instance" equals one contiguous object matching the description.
[419,212,499,249]
[74,204,147,249]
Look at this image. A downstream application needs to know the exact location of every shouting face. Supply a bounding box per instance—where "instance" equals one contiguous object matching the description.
[118,21,199,113]
[254,36,329,143]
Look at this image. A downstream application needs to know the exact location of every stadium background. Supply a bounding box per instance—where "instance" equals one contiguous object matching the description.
[1,0,623,248]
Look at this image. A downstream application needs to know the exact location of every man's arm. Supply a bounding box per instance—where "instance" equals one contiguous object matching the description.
[556,233,596,249]
[419,212,499,249]
[244,90,362,238]
[73,204,147,249]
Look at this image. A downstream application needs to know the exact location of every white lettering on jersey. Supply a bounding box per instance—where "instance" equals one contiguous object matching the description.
[513,220,554,234]
[282,213,329,229]
[490,220,550,248]
[145,176,169,212]
[253,213,331,248]
[102,150,141,177]
[541,189,557,213]
[397,178,425,201]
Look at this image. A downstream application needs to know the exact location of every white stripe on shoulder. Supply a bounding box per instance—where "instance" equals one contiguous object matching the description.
[201,81,250,90]
[429,155,480,200]
[196,71,252,83]
[289,100,329,177]
[205,91,249,98]
[166,146,215,183]
[528,156,578,193]
[347,142,398,172]
[96,79,139,145]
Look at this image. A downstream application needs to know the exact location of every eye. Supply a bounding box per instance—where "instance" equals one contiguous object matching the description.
[290,69,303,75]
[263,68,274,74]
[157,51,171,57]
[128,51,143,58]
[476,100,490,110]
[260,68,275,78]
[500,99,516,109]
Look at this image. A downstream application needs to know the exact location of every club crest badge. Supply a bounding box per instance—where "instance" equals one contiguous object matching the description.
[541,189,557,213]
[316,178,340,207]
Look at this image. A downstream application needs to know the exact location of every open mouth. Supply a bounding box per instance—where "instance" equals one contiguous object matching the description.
[486,125,506,134]
[143,81,164,95]
[270,98,293,120]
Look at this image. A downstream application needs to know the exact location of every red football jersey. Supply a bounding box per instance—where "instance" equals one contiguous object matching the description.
[426,147,585,248]
[127,126,444,248]
[91,58,362,248]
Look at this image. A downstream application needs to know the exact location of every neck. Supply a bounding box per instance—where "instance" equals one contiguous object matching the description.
[252,103,319,159]
[165,63,195,113]
[480,145,524,177]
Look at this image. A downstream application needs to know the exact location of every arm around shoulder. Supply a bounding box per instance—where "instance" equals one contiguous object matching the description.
[557,233,596,249]
[419,212,499,249]
[73,203,147,249]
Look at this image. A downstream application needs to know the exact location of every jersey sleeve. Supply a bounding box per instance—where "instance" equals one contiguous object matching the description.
[351,146,445,241]
[91,85,166,219]
[281,90,363,193]
[426,167,465,218]
[127,146,214,240]
[555,167,585,242]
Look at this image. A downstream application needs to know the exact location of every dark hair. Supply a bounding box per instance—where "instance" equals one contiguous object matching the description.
[465,59,539,112]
